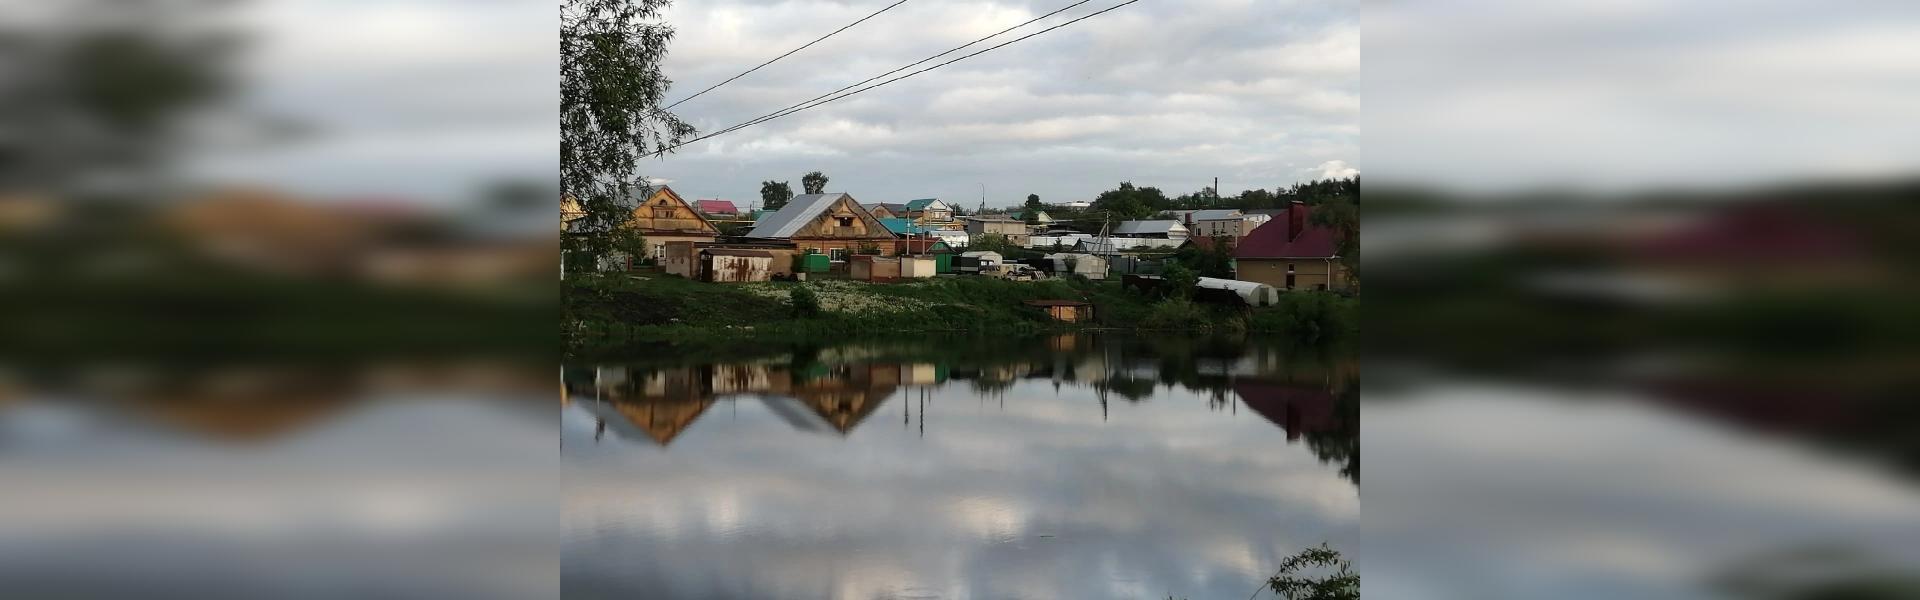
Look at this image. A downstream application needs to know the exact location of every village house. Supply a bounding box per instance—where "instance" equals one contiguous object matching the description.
[1233,201,1349,291]
[903,198,957,229]
[1113,220,1190,242]
[619,186,721,262]
[964,216,1031,247]
[1188,209,1273,238]
[1007,209,1053,226]
[866,202,908,220]
[694,199,740,217]
[744,193,899,261]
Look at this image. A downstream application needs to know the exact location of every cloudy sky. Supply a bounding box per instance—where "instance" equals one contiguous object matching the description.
[647,0,1359,208]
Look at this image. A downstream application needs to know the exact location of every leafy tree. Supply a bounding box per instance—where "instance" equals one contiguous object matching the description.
[562,0,695,266]
[1171,236,1234,278]
[1161,261,1198,298]
[802,170,828,194]
[1309,195,1359,287]
[1264,543,1358,600]
[1021,211,1041,226]
[1025,194,1043,209]
[1091,182,1167,221]
[760,180,793,210]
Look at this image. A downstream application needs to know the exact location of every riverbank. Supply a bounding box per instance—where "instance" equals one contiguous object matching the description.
[562,274,1355,355]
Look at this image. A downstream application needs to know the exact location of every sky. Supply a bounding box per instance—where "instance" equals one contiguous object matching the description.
[645,0,1359,209]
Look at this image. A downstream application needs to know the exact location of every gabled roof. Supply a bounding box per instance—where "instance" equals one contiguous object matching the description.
[867,202,908,214]
[904,198,946,211]
[748,193,846,238]
[1114,220,1187,236]
[746,193,893,239]
[1235,206,1340,259]
[696,199,739,214]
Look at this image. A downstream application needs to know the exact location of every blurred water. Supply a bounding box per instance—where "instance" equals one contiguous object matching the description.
[561,335,1358,600]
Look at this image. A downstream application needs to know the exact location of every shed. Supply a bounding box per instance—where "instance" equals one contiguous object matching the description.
[850,255,902,281]
[700,249,774,283]
[1196,277,1282,307]
[1044,252,1109,280]
[1024,299,1095,323]
[900,256,938,279]
[794,252,831,273]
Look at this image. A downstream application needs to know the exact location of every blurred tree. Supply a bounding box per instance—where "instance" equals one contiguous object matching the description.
[562,0,695,266]
[1091,182,1165,221]
[760,180,793,210]
[1025,193,1042,209]
[1309,195,1360,287]
[802,170,828,194]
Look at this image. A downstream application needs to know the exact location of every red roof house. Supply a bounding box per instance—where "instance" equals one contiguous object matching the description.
[696,199,740,216]
[1232,202,1350,291]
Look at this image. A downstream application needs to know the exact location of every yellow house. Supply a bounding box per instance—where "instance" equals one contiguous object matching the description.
[622,186,721,261]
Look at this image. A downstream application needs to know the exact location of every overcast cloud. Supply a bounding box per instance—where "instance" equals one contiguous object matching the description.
[648,0,1359,208]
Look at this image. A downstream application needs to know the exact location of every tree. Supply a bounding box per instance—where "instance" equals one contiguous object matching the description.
[1092,182,1168,221]
[1309,195,1359,288]
[1025,194,1043,209]
[802,171,828,194]
[760,180,793,211]
[1264,543,1358,600]
[1160,261,1198,298]
[562,0,696,267]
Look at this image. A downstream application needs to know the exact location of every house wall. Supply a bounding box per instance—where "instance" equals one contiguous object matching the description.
[1194,218,1258,238]
[1237,258,1351,291]
[644,233,719,262]
[786,195,899,260]
[966,220,1031,246]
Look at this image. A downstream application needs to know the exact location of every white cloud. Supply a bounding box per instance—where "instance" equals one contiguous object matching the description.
[1309,160,1359,180]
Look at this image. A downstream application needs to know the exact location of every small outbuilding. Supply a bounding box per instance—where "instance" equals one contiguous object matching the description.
[900,256,938,279]
[700,249,775,283]
[1024,299,1095,323]
[850,255,903,281]
[1196,277,1282,307]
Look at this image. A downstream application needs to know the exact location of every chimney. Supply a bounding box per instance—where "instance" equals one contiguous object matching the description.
[1288,201,1306,240]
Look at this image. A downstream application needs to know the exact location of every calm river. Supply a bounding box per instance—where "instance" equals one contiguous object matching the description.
[561,334,1359,600]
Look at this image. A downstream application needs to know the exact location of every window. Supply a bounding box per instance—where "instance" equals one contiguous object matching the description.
[836,217,854,227]
[1286,263,1296,289]
[829,248,849,262]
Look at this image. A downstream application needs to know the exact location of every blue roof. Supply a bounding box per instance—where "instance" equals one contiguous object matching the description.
[879,217,930,235]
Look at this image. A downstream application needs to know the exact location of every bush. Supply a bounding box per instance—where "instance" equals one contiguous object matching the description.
[1250,292,1355,342]
[1139,298,1211,330]
[789,284,821,317]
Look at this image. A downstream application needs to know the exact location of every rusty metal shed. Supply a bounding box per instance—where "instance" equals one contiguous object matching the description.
[700,249,774,283]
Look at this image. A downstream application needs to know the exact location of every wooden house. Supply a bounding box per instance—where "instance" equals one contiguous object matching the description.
[744,193,898,261]
[622,186,720,261]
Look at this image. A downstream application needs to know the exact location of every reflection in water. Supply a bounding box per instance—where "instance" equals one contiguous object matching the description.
[0,363,558,599]
[562,334,1357,600]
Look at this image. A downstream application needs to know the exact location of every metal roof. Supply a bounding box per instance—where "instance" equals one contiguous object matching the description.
[746,193,853,238]
[1190,209,1244,221]
[878,217,929,235]
[1113,220,1187,235]
[904,198,944,211]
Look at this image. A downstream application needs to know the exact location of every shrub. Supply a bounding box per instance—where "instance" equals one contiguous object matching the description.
[1139,298,1211,330]
[789,284,822,317]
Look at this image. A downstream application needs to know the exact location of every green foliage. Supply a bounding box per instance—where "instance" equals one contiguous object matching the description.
[789,284,821,317]
[802,170,829,194]
[967,233,1026,257]
[1265,543,1358,600]
[561,0,695,266]
[1091,181,1167,221]
[1025,194,1043,209]
[1138,298,1210,330]
[1170,237,1235,278]
[760,180,793,210]
[1309,196,1359,287]
[1161,261,1198,297]
[855,241,882,255]
[1249,293,1356,343]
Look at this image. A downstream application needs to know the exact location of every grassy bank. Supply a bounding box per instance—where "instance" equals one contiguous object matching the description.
[562,274,1354,353]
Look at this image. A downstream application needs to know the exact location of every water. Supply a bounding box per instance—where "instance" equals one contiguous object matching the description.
[560,335,1359,600]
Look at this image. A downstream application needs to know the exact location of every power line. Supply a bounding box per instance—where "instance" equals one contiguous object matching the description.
[663,0,913,110]
[654,0,1141,156]
[678,0,1095,145]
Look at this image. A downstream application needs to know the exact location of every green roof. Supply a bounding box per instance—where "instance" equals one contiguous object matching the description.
[879,217,930,235]
[904,198,942,211]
